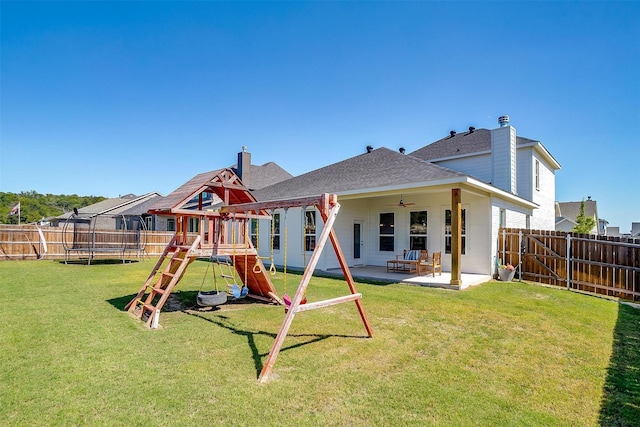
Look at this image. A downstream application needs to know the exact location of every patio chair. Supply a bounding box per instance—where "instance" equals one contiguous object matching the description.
[386,249,428,273]
[421,251,442,277]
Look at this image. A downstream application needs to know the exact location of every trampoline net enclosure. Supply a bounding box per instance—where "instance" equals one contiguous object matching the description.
[62,212,147,264]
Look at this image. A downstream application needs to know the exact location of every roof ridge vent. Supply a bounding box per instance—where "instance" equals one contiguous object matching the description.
[399,147,406,154]
[366,145,373,153]
[450,130,456,137]
[469,126,475,133]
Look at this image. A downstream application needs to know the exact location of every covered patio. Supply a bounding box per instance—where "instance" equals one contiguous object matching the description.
[325,266,492,290]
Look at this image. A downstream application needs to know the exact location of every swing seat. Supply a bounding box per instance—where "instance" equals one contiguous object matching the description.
[229,284,249,300]
[197,290,228,307]
[283,294,307,307]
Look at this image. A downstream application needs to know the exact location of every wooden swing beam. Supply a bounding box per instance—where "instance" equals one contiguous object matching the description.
[222,193,373,382]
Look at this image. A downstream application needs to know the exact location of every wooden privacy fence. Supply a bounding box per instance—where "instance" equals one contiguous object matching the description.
[0,224,174,261]
[499,228,640,301]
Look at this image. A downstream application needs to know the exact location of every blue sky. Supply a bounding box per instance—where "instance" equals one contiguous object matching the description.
[1,1,639,231]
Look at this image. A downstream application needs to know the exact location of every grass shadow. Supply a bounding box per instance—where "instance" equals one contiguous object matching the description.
[184,310,367,379]
[60,259,139,265]
[598,303,640,425]
[107,294,138,311]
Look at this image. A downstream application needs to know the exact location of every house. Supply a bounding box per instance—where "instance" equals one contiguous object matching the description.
[50,192,163,229]
[252,115,561,276]
[606,226,621,237]
[555,197,601,235]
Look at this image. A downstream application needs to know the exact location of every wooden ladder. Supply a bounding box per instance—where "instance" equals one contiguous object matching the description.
[125,235,201,328]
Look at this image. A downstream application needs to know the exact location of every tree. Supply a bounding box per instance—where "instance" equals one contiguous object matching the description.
[0,191,106,224]
[571,200,596,234]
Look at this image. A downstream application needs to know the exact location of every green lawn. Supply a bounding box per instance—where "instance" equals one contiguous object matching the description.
[1,259,638,426]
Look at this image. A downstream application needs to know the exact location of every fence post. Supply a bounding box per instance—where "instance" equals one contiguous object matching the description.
[566,234,571,290]
[502,228,506,266]
[518,230,523,281]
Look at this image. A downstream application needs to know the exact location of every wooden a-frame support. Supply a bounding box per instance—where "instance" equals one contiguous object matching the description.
[221,193,373,382]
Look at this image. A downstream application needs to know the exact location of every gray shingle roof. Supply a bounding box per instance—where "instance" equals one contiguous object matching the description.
[119,194,164,216]
[253,147,466,201]
[56,193,162,219]
[557,200,598,221]
[410,128,539,161]
[150,169,224,212]
[232,162,293,190]
[150,160,293,212]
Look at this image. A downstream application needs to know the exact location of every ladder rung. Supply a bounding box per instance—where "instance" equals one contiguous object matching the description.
[221,274,235,279]
[162,272,175,278]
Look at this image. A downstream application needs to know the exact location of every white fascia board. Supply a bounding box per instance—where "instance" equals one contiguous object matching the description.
[336,176,539,209]
[518,141,562,170]
[465,177,539,209]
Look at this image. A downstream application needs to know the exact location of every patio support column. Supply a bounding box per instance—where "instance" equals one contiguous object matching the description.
[450,188,462,286]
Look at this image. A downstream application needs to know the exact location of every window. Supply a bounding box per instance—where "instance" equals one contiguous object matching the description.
[250,219,258,247]
[166,218,175,232]
[535,159,540,191]
[188,217,199,233]
[445,209,466,255]
[145,216,152,231]
[304,210,316,251]
[379,212,395,251]
[499,208,506,229]
[271,213,281,250]
[409,211,427,250]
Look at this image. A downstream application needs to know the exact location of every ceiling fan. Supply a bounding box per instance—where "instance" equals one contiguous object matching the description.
[387,195,416,208]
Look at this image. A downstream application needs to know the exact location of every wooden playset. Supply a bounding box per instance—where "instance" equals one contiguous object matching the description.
[124,168,372,382]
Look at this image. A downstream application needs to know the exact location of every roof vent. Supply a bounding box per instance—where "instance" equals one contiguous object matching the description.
[366,145,373,153]
[498,115,510,127]
[399,147,406,154]
[450,130,456,137]
[469,126,475,133]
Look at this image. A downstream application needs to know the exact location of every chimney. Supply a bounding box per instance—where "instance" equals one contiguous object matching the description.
[491,116,517,194]
[237,146,251,185]
[366,145,373,153]
[399,147,406,154]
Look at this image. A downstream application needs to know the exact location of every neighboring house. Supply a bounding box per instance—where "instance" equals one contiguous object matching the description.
[555,198,600,235]
[149,147,293,232]
[606,223,639,238]
[50,192,163,229]
[252,115,561,275]
[607,226,621,237]
[119,194,165,231]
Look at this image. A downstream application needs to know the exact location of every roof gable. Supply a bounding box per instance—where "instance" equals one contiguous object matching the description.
[149,168,259,213]
[254,147,465,201]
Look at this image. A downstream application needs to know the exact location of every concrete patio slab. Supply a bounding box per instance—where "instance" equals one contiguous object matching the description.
[324,266,492,290]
